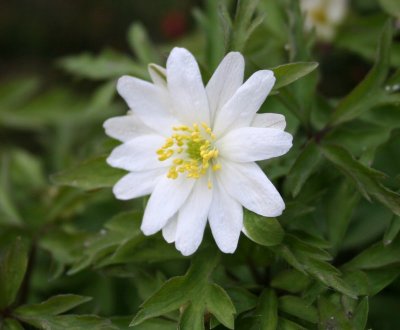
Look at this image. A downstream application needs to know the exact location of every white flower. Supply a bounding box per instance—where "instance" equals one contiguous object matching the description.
[301,0,348,41]
[104,48,292,256]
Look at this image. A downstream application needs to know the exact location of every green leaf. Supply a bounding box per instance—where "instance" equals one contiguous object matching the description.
[383,215,400,245]
[326,181,360,252]
[330,21,392,125]
[364,267,400,295]
[279,295,318,324]
[0,237,29,309]
[272,62,319,90]
[51,155,125,190]
[254,289,278,330]
[15,295,92,317]
[193,0,226,71]
[127,23,160,65]
[306,260,357,299]
[379,0,400,18]
[2,319,24,330]
[271,269,311,294]
[278,318,308,330]
[229,0,262,52]
[180,303,205,330]
[352,297,369,330]
[114,317,176,330]
[132,277,187,326]
[243,211,284,247]
[286,234,332,261]
[274,237,357,298]
[226,287,257,315]
[131,250,235,329]
[58,49,148,81]
[317,297,353,330]
[68,211,143,275]
[206,284,236,329]
[321,144,400,216]
[19,314,117,330]
[0,77,40,111]
[285,141,322,197]
[344,236,400,270]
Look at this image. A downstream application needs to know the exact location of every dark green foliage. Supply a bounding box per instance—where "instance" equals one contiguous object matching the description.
[1,1,400,329]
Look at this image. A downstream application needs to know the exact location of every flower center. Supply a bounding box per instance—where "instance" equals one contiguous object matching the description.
[310,7,328,24]
[156,122,221,188]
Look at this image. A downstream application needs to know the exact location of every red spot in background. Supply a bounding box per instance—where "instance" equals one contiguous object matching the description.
[160,10,188,39]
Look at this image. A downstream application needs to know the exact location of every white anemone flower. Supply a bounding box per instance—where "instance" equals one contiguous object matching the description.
[104,48,293,256]
[301,0,348,41]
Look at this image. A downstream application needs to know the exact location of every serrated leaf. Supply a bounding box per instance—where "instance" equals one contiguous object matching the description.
[279,295,318,324]
[68,211,142,275]
[321,144,400,216]
[286,234,333,261]
[330,21,392,125]
[15,295,92,317]
[306,260,357,299]
[131,277,187,326]
[131,251,234,329]
[286,141,322,197]
[243,211,284,247]
[51,155,125,190]
[274,237,357,298]
[272,62,319,90]
[0,237,29,309]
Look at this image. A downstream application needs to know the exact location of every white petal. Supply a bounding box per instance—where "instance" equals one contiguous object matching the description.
[162,213,178,243]
[206,52,244,121]
[141,176,194,235]
[213,70,275,136]
[103,113,154,142]
[218,161,285,217]
[113,168,165,200]
[175,177,213,256]
[107,134,168,171]
[166,47,210,124]
[209,180,243,253]
[251,113,286,130]
[327,0,347,23]
[216,127,293,162]
[117,75,177,135]
[148,63,167,88]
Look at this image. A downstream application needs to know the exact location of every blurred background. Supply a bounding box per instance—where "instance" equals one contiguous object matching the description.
[1,1,400,329]
[1,1,198,77]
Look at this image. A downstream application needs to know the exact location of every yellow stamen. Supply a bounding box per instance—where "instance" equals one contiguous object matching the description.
[156,122,221,185]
